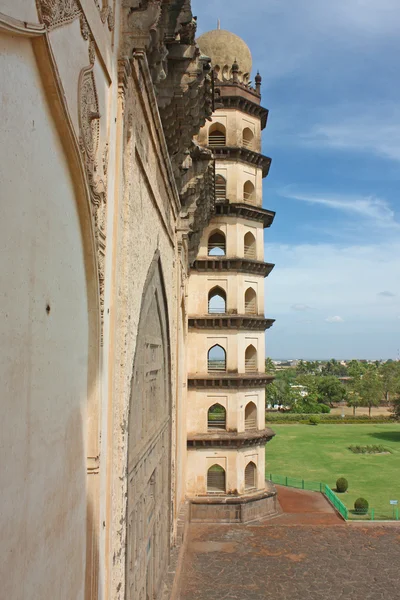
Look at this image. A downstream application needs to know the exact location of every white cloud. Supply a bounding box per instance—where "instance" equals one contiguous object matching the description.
[291,304,312,311]
[303,116,400,163]
[378,291,396,298]
[279,189,400,230]
[325,316,344,323]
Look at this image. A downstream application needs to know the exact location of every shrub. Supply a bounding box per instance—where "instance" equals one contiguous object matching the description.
[309,415,319,425]
[319,404,331,414]
[336,477,348,493]
[265,413,392,425]
[354,497,369,515]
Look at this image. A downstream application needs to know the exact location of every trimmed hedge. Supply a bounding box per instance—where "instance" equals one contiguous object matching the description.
[265,412,392,425]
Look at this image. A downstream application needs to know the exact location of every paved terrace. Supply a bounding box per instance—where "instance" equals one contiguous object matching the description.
[180,486,400,600]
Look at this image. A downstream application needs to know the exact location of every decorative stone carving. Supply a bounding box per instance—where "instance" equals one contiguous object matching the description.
[120,0,163,57]
[36,0,81,30]
[78,67,107,343]
[179,142,215,266]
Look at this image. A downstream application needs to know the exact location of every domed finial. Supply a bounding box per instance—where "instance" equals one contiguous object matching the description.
[255,70,262,94]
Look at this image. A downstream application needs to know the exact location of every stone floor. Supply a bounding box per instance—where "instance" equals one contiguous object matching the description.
[179,487,400,600]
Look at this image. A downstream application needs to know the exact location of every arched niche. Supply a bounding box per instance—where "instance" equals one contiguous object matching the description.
[208,286,226,314]
[244,287,257,315]
[244,402,257,431]
[244,461,257,490]
[208,344,226,372]
[243,180,255,204]
[245,345,257,373]
[207,464,226,493]
[215,174,227,201]
[207,404,226,430]
[208,230,226,256]
[244,231,256,259]
[242,127,254,149]
[208,122,226,147]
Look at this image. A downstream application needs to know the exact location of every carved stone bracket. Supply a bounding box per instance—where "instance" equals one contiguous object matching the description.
[78,67,107,343]
[179,142,215,266]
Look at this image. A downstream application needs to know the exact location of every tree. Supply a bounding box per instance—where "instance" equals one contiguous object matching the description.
[317,376,347,407]
[380,361,400,404]
[358,368,384,416]
[265,357,275,373]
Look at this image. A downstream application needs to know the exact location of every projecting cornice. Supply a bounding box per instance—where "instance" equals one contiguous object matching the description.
[214,202,275,228]
[188,373,274,389]
[188,315,275,331]
[210,147,271,178]
[217,95,269,130]
[191,258,275,277]
[187,427,276,448]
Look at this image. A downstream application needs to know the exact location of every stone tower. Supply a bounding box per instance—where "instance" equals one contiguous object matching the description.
[186,28,277,522]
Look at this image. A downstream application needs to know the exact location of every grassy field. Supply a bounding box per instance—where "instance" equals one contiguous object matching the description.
[265,424,400,516]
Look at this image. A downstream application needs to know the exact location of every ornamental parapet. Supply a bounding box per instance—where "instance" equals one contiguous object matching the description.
[188,373,274,389]
[214,202,275,228]
[188,315,275,330]
[209,147,271,178]
[187,427,275,448]
[191,258,275,277]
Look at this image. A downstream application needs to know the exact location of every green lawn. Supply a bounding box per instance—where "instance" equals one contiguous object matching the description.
[265,424,400,516]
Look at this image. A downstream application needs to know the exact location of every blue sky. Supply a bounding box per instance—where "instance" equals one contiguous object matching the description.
[193,0,400,359]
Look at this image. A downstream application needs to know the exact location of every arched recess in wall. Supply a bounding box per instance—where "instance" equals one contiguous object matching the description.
[208,230,226,256]
[3,26,102,599]
[244,232,256,259]
[242,127,254,149]
[245,345,258,373]
[207,465,226,492]
[126,251,172,599]
[208,286,226,314]
[207,404,226,430]
[244,462,257,490]
[243,180,255,204]
[208,344,226,372]
[244,402,257,431]
[208,122,226,147]
[215,174,227,201]
[244,287,257,314]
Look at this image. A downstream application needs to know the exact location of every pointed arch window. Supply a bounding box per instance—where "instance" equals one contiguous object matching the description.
[208,345,226,372]
[243,181,255,204]
[245,345,257,373]
[207,404,226,430]
[244,232,256,259]
[244,287,257,315]
[208,123,226,147]
[245,402,257,431]
[244,462,257,490]
[208,230,226,256]
[215,174,227,202]
[242,127,254,149]
[207,465,226,493]
[208,287,226,314]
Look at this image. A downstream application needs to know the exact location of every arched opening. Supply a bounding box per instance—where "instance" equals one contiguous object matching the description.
[243,181,255,204]
[215,174,227,202]
[208,230,226,256]
[208,344,226,372]
[245,345,257,373]
[208,286,226,314]
[242,127,254,149]
[207,404,226,430]
[245,402,257,431]
[244,462,257,490]
[244,287,257,314]
[207,464,226,493]
[244,232,256,259]
[208,123,226,147]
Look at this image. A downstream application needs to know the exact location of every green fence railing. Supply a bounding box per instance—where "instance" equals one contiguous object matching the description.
[324,484,348,520]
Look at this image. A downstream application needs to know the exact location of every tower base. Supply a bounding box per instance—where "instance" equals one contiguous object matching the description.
[189,485,278,523]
